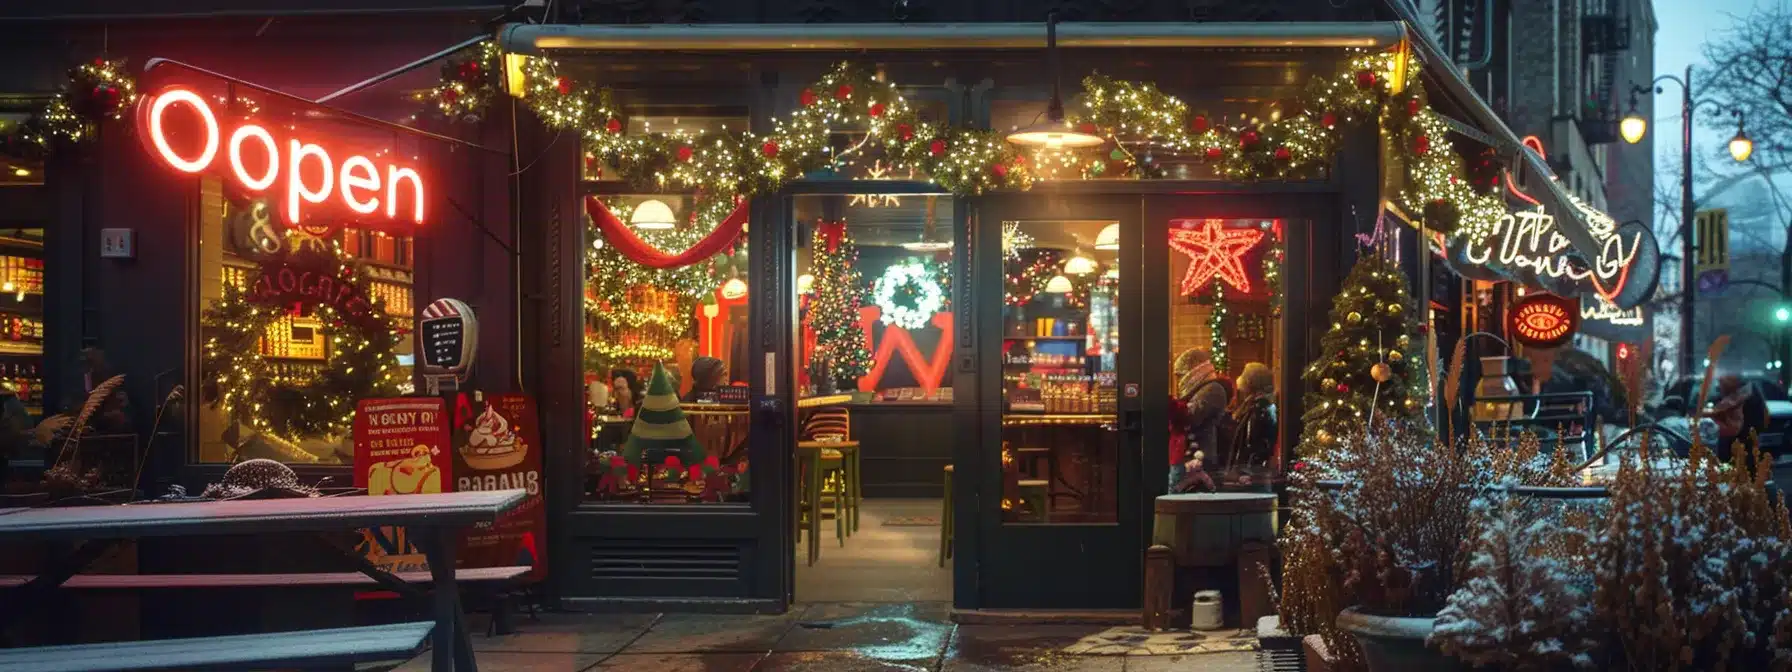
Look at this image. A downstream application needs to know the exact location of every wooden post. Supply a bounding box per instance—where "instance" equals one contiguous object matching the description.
[1142,544,1174,630]
[1237,541,1273,625]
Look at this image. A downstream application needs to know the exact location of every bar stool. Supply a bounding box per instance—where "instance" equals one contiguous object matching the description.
[938,464,954,567]
[1017,479,1050,521]
[795,442,847,566]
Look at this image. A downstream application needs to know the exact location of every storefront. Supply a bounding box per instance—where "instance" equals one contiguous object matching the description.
[5,8,1633,616]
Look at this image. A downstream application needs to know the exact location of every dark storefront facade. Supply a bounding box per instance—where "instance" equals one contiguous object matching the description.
[1,0,1636,617]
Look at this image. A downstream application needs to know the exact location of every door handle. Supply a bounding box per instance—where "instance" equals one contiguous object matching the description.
[1121,408,1142,433]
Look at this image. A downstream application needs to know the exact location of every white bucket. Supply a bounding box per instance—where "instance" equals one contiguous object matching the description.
[1190,589,1224,630]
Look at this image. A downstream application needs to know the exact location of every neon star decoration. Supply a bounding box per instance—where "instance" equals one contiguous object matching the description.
[1169,219,1264,295]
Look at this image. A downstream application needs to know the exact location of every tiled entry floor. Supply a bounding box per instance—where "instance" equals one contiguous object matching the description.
[390,603,1257,671]
[795,498,952,603]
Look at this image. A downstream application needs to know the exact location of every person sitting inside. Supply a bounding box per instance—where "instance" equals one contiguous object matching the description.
[1225,362,1278,472]
[683,357,729,403]
[1170,347,1230,493]
[610,368,643,419]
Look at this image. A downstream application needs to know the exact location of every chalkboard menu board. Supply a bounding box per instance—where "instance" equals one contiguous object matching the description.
[418,298,477,384]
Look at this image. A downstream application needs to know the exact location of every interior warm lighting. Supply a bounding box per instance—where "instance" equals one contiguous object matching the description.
[797,273,815,294]
[1094,223,1119,250]
[1104,268,1119,279]
[1044,274,1074,293]
[10,168,28,178]
[503,52,529,99]
[720,277,748,299]
[630,199,677,230]
[591,236,604,250]
[1619,113,1646,145]
[1006,122,1106,150]
[1730,130,1754,162]
[1063,254,1098,275]
[2,282,14,292]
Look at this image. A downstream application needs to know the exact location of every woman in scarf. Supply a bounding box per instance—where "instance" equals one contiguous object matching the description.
[1225,362,1278,471]
[1170,348,1230,491]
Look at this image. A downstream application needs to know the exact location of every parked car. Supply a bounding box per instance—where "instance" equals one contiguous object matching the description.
[1662,376,1791,453]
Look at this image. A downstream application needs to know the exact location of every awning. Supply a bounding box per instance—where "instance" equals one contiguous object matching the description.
[498,21,1405,53]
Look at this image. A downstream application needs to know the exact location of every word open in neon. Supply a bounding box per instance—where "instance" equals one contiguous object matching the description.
[142,87,425,227]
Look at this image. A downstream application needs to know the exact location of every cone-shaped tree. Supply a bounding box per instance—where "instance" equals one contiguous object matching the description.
[1298,251,1427,456]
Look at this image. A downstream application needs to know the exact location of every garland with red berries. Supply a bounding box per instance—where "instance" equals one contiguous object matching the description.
[424,47,1508,254]
[0,58,137,158]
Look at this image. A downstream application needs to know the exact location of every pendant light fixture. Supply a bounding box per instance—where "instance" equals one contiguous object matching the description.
[1093,223,1119,250]
[1006,13,1105,150]
[630,199,678,230]
[901,196,954,251]
[1044,274,1074,293]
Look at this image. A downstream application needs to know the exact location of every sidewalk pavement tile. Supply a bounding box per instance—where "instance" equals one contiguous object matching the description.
[623,612,801,653]
[473,613,660,654]
[754,651,939,671]
[1058,626,1255,656]
[588,652,766,671]
[773,603,952,662]
[1122,652,1259,671]
[940,653,1126,672]
[394,652,606,672]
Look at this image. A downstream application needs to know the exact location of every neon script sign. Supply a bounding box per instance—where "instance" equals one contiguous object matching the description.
[138,87,426,226]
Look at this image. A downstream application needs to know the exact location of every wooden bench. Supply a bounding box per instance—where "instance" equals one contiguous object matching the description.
[0,620,434,672]
[0,566,533,635]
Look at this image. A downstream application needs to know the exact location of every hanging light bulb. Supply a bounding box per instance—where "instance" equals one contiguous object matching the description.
[1006,13,1105,150]
[630,199,678,230]
[1094,223,1119,250]
[1044,274,1074,293]
[1729,115,1754,162]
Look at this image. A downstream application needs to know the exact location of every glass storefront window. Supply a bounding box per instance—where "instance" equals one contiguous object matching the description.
[1000,220,1120,524]
[0,134,51,465]
[583,194,752,505]
[195,187,416,464]
[1167,219,1286,488]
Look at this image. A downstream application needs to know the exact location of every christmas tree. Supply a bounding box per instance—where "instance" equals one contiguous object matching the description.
[610,362,720,484]
[1298,250,1427,456]
[585,201,716,372]
[808,222,873,387]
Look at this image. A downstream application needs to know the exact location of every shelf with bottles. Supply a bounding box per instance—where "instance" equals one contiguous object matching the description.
[1002,372,1117,415]
[0,362,47,408]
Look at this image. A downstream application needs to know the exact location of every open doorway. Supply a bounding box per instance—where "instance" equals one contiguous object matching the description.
[790,193,954,603]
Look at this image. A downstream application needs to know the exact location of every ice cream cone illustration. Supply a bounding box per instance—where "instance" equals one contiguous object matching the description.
[463,403,526,470]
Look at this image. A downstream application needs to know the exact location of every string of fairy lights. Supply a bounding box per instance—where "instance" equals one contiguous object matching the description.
[423,47,1511,247]
[201,241,403,442]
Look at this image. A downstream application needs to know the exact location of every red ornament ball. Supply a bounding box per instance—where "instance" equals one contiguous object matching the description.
[604,118,622,134]
[1415,135,1431,154]
[1190,115,1210,134]
[928,139,947,157]
[555,77,573,95]
[896,123,915,141]
[677,146,694,162]
[761,141,779,158]
[992,163,1009,178]
[664,456,684,472]
[1355,69,1378,90]
[1240,130,1261,148]
[440,89,460,104]
[1077,122,1098,134]
[457,61,483,83]
[1336,383,1350,394]
[1205,147,1224,161]
[835,84,854,100]
[800,88,818,107]
[868,102,885,118]
[1274,147,1292,162]
[1321,112,1337,129]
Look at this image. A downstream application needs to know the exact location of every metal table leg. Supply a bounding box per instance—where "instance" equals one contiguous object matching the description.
[420,528,472,672]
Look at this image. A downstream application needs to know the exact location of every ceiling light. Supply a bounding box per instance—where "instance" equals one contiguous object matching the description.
[1006,13,1105,150]
[1063,255,1098,275]
[1044,274,1074,293]
[1094,223,1119,250]
[630,199,678,230]
[10,168,28,178]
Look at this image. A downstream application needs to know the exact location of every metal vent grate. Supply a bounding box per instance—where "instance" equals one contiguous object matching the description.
[589,542,741,581]
[1257,648,1306,672]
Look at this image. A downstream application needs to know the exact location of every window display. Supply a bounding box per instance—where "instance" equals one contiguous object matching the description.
[1000,220,1120,524]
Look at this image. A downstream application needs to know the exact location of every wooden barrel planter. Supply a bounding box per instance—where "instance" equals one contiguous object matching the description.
[1142,493,1278,630]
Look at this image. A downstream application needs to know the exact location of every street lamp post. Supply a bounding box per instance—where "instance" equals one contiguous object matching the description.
[1622,65,1753,377]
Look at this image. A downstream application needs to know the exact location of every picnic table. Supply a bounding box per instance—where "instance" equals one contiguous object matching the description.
[0,489,526,672]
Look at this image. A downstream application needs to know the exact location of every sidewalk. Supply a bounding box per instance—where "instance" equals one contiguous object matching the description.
[394,602,1258,671]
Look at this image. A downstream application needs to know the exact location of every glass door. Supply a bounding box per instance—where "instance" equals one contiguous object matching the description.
[971,195,1143,609]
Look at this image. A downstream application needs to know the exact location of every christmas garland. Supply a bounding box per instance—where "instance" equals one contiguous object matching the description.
[201,246,403,441]
[0,58,137,157]
[427,47,1508,244]
[872,260,945,330]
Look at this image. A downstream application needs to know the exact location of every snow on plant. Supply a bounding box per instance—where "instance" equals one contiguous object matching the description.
[1432,480,1601,669]
[1278,419,1577,667]
[1593,439,1792,670]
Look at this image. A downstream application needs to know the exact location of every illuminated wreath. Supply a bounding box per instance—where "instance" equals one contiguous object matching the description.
[873,260,945,330]
[201,246,403,441]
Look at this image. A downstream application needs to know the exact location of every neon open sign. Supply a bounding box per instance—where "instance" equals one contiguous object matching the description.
[137,87,426,227]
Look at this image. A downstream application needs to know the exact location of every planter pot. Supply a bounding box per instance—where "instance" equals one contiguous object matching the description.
[1335,606,1465,672]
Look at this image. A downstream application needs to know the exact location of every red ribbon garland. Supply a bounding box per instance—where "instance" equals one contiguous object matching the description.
[585,196,749,269]
[816,221,846,253]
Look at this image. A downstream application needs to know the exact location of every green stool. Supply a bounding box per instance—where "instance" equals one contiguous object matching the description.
[939,464,954,567]
[797,442,848,566]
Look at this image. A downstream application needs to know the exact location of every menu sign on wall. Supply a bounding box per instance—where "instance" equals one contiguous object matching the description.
[453,392,546,581]
[419,297,477,392]
[353,397,453,574]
